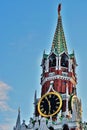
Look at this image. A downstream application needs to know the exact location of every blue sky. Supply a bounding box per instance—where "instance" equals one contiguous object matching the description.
[0,0,87,130]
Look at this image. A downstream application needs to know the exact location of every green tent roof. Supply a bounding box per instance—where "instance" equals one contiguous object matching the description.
[51,14,68,55]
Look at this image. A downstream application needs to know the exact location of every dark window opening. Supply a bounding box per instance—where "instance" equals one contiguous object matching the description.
[49,54,56,67]
[49,126,54,130]
[61,53,68,68]
[63,124,69,130]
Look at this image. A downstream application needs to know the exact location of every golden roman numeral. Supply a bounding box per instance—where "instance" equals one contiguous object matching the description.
[41,108,44,112]
[44,111,46,114]
[45,96,47,100]
[55,98,58,101]
[40,105,43,108]
[56,102,60,105]
[48,111,50,114]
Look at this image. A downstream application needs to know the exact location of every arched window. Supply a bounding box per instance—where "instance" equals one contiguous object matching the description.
[49,53,56,67]
[61,53,68,68]
[63,124,69,130]
[49,126,54,130]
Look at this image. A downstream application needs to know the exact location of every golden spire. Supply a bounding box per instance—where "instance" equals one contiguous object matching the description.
[58,3,61,16]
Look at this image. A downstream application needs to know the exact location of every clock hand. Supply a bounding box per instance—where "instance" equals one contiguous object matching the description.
[45,97,51,113]
[45,96,50,105]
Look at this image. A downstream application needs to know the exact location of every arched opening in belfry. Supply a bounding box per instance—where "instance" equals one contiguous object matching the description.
[61,53,68,68]
[49,53,56,67]
[49,126,54,130]
[63,124,69,130]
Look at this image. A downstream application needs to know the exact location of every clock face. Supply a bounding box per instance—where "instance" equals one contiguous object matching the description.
[38,92,62,117]
[71,95,79,109]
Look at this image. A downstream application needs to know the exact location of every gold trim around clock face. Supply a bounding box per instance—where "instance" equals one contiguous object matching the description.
[38,92,62,117]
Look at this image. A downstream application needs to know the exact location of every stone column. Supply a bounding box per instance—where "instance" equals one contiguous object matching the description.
[45,58,49,72]
[59,56,61,70]
[56,56,58,70]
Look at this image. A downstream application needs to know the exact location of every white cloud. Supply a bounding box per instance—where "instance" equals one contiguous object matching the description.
[0,81,11,111]
[0,124,12,130]
[0,82,15,130]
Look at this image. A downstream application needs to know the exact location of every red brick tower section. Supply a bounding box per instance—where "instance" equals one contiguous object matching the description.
[40,4,77,114]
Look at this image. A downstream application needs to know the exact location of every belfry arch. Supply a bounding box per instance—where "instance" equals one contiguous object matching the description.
[49,53,56,67]
[61,53,68,68]
[63,124,69,130]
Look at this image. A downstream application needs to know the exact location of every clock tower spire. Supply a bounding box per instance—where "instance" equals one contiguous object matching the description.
[41,4,77,96]
[51,4,68,55]
[14,3,84,130]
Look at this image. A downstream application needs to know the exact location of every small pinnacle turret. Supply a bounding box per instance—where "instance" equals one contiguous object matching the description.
[34,90,37,103]
[51,4,68,55]
[15,107,21,130]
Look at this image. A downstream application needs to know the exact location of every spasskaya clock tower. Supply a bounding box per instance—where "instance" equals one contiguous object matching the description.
[37,4,82,129]
[40,4,77,117]
[14,4,83,130]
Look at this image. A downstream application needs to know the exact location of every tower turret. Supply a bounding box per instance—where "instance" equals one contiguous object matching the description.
[14,108,21,130]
